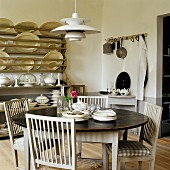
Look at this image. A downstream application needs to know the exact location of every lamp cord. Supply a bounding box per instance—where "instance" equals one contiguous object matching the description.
[74,0,77,13]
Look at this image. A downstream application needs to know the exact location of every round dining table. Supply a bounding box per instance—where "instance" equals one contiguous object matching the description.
[12,106,148,170]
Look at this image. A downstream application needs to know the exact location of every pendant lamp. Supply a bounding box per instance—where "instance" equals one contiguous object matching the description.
[51,0,100,41]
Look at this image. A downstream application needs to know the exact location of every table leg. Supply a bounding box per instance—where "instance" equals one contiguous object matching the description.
[24,128,30,170]
[111,131,118,170]
[102,144,109,170]
[123,130,128,140]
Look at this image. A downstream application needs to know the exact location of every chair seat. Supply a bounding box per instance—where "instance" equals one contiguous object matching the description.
[107,141,151,157]
[13,137,24,151]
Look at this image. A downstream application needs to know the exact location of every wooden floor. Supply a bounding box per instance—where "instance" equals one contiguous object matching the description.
[0,134,170,170]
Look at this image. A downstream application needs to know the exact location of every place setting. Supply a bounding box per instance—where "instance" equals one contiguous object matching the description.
[62,110,90,122]
[91,109,117,122]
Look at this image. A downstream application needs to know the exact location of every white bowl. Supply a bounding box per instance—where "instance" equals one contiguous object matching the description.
[29,102,37,109]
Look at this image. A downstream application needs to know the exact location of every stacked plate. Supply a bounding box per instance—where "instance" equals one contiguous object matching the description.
[49,90,61,106]
[92,110,117,121]
[62,110,89,122]
[42,51,63,70]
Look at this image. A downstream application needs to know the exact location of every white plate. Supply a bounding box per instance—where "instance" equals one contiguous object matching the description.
[0,40,7,51]
[14,32,39,52]
[92,115,117,121]
[74,116,89,122]
[0,18,13,32]
[14,21,38,33]
[0,51,10,70]
[51,97,60,101]
[13,57,34,70]
[93,110,116,117]
[42,51,63,70]
[40,21,62,36]
[33,59,42,70]
[50,101,58,104]
[20,82,36,87]
[38,103,50,106]
[62,111,87,118]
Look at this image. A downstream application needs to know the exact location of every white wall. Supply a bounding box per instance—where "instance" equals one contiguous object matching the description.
[102,0,170,99]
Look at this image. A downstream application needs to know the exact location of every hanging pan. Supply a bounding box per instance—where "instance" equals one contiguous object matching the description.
[116,38,127,59]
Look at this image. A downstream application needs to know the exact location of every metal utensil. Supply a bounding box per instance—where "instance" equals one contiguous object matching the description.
[116,38,127,59]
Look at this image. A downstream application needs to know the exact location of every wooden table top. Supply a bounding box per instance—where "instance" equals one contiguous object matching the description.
[12,107,148,132]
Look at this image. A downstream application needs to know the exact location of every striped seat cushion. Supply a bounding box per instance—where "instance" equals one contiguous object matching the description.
[107,141,151,157]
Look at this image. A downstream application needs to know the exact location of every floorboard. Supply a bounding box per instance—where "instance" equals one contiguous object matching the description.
[0,134,170,170]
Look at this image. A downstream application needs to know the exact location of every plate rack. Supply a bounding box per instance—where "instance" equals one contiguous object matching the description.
[0,19,67,73]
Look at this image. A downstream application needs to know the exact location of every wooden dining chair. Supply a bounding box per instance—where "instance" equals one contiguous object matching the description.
[105,102,163,170]
[4,99,29,170]
[77,95,109,158]
[26,114,103,170]
[77,95,109,108]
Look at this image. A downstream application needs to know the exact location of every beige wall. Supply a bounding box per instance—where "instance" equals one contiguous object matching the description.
[1,0,170,99]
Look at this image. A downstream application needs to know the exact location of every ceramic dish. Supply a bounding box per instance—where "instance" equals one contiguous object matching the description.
[32,59,42,70]
[20,81,36,87]
[39,21,62,36]
[13,58,34,70]
[0,40,7,51]
[14,32,39,52]
[29,102,37,109]
[14,21,38,33]
[0,18,13,32]
[0,51,10,70]
[50,94,61,97]
[50,101,58,104]
[19,73,36,84]
[50,97,60,100]
[38,103,50,106]
[93,110,116,117]
[42,51,63,70]
[62,111,87,118]
[74,116,89,122]
[92,115,117,122]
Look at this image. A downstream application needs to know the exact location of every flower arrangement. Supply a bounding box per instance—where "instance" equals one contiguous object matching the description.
[64,91,77,111]
[64,90,77,103]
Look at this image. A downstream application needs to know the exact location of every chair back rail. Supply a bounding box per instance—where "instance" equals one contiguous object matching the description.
[140,102,163,148]
[26,114,76,170]
[77,96,109,108]
[4,99,29,138]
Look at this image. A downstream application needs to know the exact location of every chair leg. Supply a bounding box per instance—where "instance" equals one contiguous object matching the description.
[121,162,125,170]
[117,160,121,170]
[13,150,19,170]
[138,161,142,170]
[77,141,82,158]
[102,144,109,170]
[149,160,155,170]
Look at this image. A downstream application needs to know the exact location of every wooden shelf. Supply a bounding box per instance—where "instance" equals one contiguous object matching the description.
[0,19,67,73]
[0,85,70,89]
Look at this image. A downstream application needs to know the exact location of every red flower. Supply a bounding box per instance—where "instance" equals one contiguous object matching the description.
[70,91,77,99]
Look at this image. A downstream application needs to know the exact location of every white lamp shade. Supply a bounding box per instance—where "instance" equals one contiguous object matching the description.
[51,24,100,34]
[65,31,86,41]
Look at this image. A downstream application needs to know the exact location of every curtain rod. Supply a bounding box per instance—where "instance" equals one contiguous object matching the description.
[106,33,148,43]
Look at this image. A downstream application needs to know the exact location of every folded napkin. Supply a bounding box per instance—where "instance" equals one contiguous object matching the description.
[93,109,116,117]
